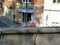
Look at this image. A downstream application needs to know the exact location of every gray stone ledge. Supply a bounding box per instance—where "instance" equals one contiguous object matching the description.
[2,27,60,34]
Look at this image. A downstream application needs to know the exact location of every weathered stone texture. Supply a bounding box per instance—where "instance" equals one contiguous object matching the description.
[2,34,60,45]
[3,34,34,45]
[0,27,60,45]
[36,34,60,45]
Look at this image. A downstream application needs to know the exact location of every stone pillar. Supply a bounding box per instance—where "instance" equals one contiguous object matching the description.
[31,13,35,21]
[20,12,23,23]
[15,2,21,23]
[33,4,44,27]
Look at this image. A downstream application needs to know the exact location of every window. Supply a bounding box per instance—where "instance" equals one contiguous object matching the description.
[22,13,31,22]
[53,0,60,3]
[22,0,31,3]
[23,0,25,2]
[57,0,60,3]
[53,0,56,3]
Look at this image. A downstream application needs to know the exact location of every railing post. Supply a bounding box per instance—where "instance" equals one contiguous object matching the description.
[26,0,27,25]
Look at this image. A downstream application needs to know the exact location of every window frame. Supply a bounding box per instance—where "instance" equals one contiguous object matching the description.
[53,0,60,3]
[22,0,30,3]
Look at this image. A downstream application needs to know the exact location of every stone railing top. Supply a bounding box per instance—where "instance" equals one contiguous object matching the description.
[1,27,60,34]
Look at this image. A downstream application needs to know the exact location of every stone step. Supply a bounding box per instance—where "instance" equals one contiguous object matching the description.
[2,27,60,34]
[0,16,15,27]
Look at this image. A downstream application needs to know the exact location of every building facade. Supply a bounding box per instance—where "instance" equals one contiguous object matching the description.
[44,0,60,27]
[2,0,44,26]
[15,0,44,24]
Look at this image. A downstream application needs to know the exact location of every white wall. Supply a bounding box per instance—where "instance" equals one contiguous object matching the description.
[44,11,60,26]
[44,0,60,10]
[43,0,60,27]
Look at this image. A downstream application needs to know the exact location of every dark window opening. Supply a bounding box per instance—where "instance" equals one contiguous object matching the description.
[53,0,56,3]
[22,13,31,22]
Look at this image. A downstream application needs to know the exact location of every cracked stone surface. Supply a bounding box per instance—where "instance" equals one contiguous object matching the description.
[1,28,60,45]
[2,34,60,45]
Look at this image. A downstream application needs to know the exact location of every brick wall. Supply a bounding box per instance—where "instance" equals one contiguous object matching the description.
[34,0,44,4]
[16,0,44,4]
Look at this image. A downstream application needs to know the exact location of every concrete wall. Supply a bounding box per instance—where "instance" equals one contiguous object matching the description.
[0,27,60,45]
[2,34,60,45]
